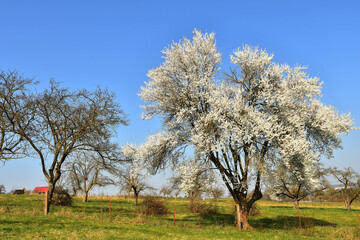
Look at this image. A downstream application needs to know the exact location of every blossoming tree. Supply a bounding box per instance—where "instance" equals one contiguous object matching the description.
[177,158,216,201]
[138,30,353,230]
[118,143,152,205]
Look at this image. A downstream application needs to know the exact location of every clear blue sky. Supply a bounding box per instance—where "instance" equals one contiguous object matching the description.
[0,0,359,193]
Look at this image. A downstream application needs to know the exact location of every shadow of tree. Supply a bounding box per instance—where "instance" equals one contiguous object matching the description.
[181,213,234,226]
[71,205,137,216]
[180,211,335,230]
[251,216,335,230]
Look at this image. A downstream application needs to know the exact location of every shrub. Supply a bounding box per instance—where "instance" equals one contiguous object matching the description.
[188,200,218,214]
[141,196,169,215]
[51,187,72,206]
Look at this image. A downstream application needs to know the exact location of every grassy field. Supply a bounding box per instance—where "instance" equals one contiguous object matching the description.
[1,194,360,239]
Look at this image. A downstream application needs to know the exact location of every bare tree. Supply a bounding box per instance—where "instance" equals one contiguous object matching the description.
[328,167,360,211]
[267,164,328,209]
[207,187,224,202]
[0,70,36,163]
[159,185,173,197]
[167,175,181,200]
[5,80,128,214]
[64,151,115,202]
[116,164,153,206]
[63,170,80,197]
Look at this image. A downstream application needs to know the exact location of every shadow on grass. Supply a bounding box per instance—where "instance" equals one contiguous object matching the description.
[70,205,136,216]
[180,212,335,230]
[265,205,360,216]
[180,213,234,226]
[251,216,335,230]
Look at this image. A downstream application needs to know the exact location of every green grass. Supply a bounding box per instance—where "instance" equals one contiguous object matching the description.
[1,194,360,239]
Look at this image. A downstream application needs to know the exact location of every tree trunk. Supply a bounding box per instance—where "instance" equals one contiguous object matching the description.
[235,203,252,230]
[346,199,351,211]
[135,193,138,206]
[83,191,88,202]
[293,199,299,209]
[72,188,77,197]
[189,192,194,203]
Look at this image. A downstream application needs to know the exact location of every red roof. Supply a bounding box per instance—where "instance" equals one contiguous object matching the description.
[33,186,49,193]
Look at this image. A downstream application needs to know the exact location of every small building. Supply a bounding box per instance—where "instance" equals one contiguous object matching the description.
[33,186,49,194]
[13,188,25,195]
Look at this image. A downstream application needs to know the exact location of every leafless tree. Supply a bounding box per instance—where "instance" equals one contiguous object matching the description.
[64,151,115,202]
[159,185,173,197]
[4,80,128,214]
[167,175,182,200]
[207,187,224,202]
[117,169,153,205]
[328,167,360,211]
[267,165,328,209]
[0,70,36,163]
[112,158,154,206]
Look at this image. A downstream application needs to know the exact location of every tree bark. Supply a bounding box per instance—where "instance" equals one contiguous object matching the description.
[189,192,194,203]
[235,203,241,230]
[346,199,351,211]
[235,203,252,230]
[83,191,88,202]
[135,193,139,206]
[72,188,77,197]
[293,199,299,209]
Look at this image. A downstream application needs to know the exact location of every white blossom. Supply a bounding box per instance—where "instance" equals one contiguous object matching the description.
[138,29,354,227]
[177,158,216,197]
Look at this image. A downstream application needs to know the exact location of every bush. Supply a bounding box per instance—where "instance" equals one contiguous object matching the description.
[51,187,72,206]
[188,200,218,214]
[141,196,169,215]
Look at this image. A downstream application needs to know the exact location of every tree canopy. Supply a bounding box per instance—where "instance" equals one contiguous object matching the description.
[0,70,36,163]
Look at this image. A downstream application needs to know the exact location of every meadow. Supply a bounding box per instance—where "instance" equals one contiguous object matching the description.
[0,194,359,239]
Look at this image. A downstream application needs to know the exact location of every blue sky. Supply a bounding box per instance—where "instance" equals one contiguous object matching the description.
[0,1,359,193]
